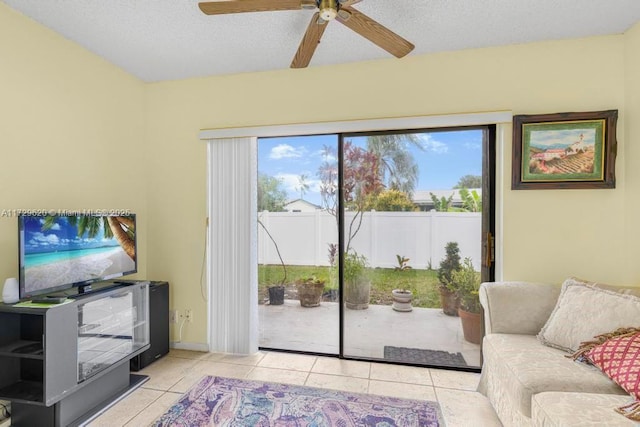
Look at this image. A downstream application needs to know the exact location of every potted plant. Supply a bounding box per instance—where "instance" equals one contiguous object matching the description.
[268,284,285,305]
[453,257,482,344]
[295,276,325,307]
[344,251,370,310]
[437,241,462,316]
[392,255,413,312]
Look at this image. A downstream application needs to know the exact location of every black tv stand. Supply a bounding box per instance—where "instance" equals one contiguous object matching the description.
[0,282,151,426]
[112,280,137,285]
[65,281,139,300]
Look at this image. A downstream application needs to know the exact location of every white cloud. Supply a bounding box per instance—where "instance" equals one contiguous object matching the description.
[464,141,482,150]
[276,173,302,193]
[276,173,321,197]
[309,179,322,194]
[29,232,59,245]
[420,135,448,154]
[270,144,305,159]
[37,218,61,230]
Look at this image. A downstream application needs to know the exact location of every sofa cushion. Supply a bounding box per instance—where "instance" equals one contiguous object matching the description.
[483,334,626,418]
[538,279,640,353]
[532,392,636,426]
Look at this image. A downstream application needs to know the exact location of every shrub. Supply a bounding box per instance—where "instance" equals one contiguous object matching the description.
[437,242,461,292]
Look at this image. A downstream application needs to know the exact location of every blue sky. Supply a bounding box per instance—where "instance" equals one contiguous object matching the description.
[23,216,119,254]
[258,130,483,206]
[529,128,596,150]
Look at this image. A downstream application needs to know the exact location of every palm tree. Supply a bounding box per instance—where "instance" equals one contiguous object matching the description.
[42,215,136,261]
[296,173,310,200]
[366,134,423,196]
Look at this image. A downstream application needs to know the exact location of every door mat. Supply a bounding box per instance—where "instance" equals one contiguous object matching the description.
[384,346,468,367]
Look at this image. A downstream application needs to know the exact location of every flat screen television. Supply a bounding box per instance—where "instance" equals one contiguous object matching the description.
[18,214,137,299]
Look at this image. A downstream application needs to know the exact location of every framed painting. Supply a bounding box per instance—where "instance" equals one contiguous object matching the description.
[512,110,618,189]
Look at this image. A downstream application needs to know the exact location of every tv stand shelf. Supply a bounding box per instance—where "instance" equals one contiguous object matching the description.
[0,380,43,403]
[0,340,44,359]
[0,282,150,426]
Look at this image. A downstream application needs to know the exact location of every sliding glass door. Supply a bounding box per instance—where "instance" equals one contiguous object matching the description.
[341,128,493,369]
[257,134,340,354]
[257,126,495,369]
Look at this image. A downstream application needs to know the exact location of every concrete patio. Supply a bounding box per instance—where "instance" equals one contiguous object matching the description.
[259,300,481,368]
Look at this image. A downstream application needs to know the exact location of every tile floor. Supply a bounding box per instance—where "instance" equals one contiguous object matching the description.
[86,349,502,426]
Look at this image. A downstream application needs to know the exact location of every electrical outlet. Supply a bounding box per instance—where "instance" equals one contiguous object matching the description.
[184,309,193,323]
[169,310,178,324]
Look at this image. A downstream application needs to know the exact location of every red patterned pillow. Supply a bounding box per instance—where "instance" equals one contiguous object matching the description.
[585,332,640,419]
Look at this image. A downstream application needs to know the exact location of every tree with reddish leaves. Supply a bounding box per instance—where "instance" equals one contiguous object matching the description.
[317,141,383,253]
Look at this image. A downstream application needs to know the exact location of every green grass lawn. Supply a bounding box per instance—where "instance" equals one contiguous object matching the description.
[259,264,442,308]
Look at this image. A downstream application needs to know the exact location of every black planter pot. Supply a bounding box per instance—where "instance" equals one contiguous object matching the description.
[268,286,285,305]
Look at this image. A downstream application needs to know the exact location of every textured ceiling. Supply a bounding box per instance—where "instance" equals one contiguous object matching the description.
[3,0,640,82]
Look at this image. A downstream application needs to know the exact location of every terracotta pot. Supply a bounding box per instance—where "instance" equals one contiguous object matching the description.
[439,287,460,316]
[458,308,482,344]
[297,282,324,307]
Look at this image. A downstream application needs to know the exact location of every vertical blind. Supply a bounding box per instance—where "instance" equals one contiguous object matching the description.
[207,137,258,354]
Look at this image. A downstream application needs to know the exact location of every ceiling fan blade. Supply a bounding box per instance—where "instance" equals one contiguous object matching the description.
[336,7,414,58]
[291,13,328,69]
[199,0,302,15]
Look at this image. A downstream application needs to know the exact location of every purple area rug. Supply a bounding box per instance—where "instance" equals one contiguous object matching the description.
[153,376,443,426]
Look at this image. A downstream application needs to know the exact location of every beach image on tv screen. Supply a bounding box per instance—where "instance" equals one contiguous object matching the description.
[22,215,136,294]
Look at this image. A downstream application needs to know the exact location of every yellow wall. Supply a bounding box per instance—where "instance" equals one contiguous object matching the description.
[146,32,637,345]
[0,4,147,283]
[2,1,638,347]
[624,22,640,277]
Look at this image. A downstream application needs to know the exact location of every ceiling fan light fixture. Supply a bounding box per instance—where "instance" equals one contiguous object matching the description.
[318,0,338,21]
[319,8,337,20]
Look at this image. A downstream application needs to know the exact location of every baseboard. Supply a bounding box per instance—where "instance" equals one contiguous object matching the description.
[170,341,209,352]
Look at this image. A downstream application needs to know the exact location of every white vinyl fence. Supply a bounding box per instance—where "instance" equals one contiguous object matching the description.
[258,211,481,270]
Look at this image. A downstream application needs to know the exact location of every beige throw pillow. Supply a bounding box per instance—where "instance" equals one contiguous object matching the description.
[568,276,640,297]
[538,278,640,353]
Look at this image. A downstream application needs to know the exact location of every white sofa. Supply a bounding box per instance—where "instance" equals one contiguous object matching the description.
[477,281,637,426]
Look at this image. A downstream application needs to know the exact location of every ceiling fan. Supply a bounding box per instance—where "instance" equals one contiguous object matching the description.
[198,0,415,68]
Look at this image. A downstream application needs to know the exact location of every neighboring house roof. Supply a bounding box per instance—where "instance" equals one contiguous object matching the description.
[283,199,321,212]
